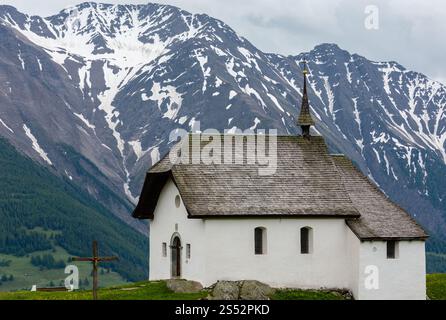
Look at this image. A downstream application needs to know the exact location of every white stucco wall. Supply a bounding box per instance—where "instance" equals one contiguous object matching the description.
[149,178,206,284]
[203,218,354,289]
[346,227,361,298]
[355,240,426,300]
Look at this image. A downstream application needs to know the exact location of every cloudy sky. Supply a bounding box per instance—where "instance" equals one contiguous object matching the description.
[5,0,446,84]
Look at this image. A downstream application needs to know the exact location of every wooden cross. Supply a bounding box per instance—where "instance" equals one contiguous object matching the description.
[72,240,118,300]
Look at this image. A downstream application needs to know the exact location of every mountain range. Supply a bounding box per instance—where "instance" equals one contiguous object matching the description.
[0,2,445,274]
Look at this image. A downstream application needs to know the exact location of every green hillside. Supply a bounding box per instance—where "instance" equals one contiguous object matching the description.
[427,253,446,274]
[0,245,126,291]
[0,138,148,291]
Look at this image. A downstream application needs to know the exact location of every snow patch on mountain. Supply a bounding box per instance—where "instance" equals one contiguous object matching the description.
[1,4,445,238]
[124,182,138,204]
[23,124,52,165]
[0,118,14,133]
[129,140,147,161]
[250,117,261,130]
[74,112,95,130]
[150,146,160,164]
[17,50,25,69]
[149,82,183,119]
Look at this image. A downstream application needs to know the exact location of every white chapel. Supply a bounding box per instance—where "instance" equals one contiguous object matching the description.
[133,67,428,300]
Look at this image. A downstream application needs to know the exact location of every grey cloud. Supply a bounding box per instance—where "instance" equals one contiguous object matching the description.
[3,0,445,83]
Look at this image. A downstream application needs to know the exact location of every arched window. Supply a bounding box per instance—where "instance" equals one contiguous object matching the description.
[300,227,313,254]
[254,227,267,255]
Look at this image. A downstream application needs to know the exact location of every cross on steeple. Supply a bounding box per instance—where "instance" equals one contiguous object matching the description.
[297,61,315,138]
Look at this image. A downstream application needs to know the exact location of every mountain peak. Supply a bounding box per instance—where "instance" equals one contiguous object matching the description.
[54,1,182,17]
[313,43,342,51]
[310,43,351,57]
[0,4,19,12]
[0,2,445,259]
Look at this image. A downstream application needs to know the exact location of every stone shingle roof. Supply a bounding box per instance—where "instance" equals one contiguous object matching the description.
[332,155,428,240]
[134,134,359,219]
[132,134,427,240]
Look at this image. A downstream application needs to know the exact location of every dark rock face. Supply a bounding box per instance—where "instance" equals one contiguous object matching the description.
[0,3,445,254]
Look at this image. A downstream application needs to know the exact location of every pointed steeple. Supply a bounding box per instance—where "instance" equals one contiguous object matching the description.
[297,61,315,138]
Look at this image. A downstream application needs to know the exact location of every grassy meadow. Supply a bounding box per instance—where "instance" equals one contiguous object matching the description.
[1,274,445,300]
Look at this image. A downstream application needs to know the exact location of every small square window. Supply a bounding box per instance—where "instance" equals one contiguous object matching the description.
[186,244,191,259]
[162,242,167,257]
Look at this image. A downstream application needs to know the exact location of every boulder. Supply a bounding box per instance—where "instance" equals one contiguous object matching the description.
[166,279,203,293]
[210,281,240,300]
[209,280,274,300]
[239,280,275,300]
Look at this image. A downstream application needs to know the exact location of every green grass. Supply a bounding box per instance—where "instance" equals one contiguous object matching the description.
[0,280,342,300]
[1,274,446,300]
[0,281,208,300]
[271,289,345,300]
[427,274,446,300]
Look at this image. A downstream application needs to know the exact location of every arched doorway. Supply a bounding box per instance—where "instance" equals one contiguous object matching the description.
[171,235,182,278]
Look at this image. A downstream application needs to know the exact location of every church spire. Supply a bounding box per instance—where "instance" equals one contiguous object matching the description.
[297,61,315,138]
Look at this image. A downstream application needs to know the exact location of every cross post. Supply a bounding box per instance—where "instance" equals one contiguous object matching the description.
[72,240,119,300]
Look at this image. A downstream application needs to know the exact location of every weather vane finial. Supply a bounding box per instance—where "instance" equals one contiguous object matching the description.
[297,59,314,138]
[302,60,309,75]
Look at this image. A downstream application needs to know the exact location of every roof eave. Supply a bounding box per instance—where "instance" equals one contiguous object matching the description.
[132,171,172,220]
[358,236,429,241]
[187,213,361,219]
[345,220,428,241]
